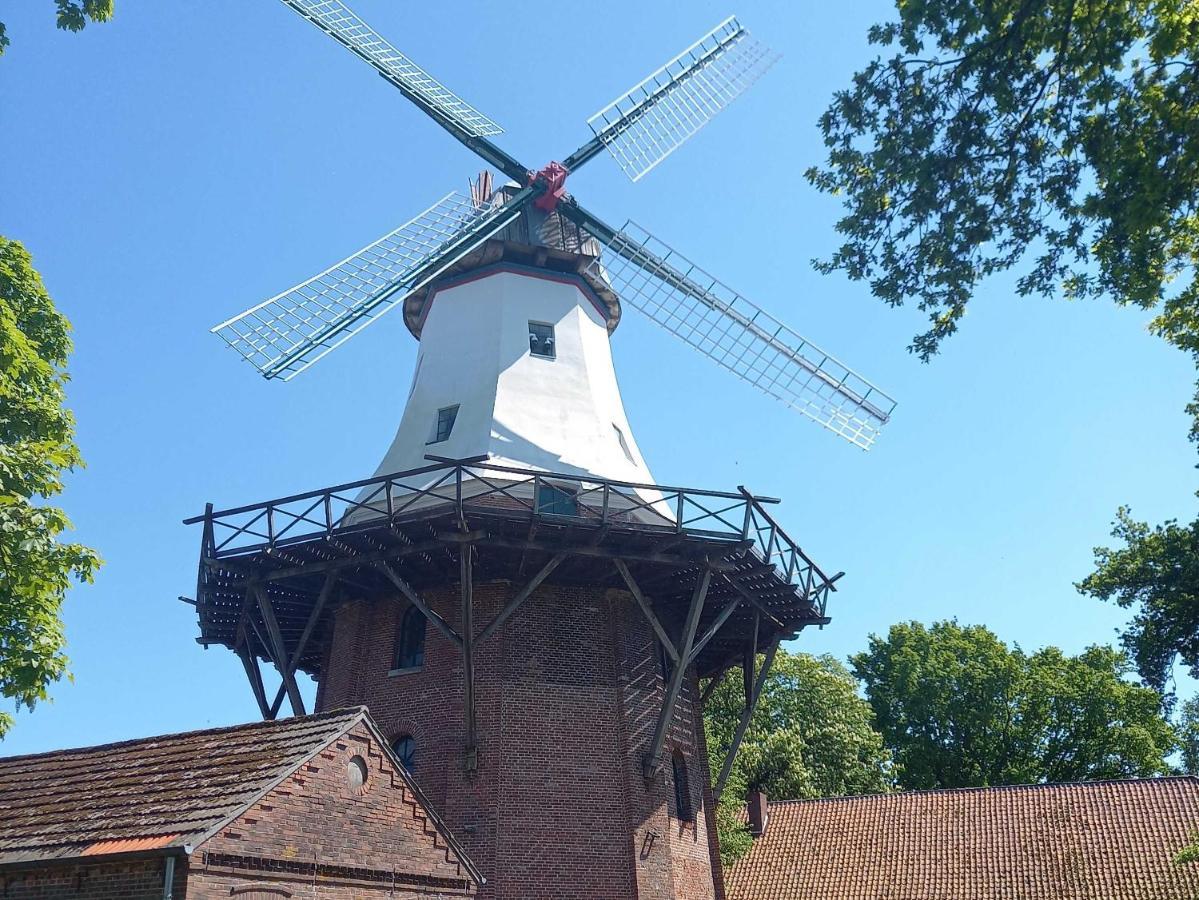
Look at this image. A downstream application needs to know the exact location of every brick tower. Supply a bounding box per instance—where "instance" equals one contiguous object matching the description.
[189,204,839,899]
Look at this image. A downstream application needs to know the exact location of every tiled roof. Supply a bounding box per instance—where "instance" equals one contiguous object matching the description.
[726,778,1199,900]
[0,707,365,866]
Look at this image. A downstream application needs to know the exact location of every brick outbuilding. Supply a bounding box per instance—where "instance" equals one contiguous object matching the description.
[0,706,481,899]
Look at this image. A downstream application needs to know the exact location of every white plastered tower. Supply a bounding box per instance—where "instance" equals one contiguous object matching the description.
[371,263,654,485]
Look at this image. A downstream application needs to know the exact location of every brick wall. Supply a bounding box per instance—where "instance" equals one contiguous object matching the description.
[188,720,475,898]
[0,857,182,899]
[317,578,721,900]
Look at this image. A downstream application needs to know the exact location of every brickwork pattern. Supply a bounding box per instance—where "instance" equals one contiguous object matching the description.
[0,858,183,900]
[318,578,721,900]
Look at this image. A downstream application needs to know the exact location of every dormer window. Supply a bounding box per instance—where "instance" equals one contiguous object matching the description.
[529,322,555,359]
[536,482,577,516]
[428,404,459,444]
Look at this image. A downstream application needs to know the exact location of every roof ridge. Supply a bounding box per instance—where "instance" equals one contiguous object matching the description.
[762,775,1199,806]
[0,706,368,766]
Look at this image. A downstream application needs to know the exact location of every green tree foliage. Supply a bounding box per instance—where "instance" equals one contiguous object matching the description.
[1178,696,1199,774]
[703,650,892,866]
[0,237,98,738]
[807,0,1199,434]
[851,620,1176,789]
[0,1,114,56]
[1077,507,1199,699]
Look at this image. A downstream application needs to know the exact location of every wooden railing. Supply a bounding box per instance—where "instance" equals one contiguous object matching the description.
[186,457,839,615]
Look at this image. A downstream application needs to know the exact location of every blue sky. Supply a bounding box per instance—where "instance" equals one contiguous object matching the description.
[1,0,1194,754]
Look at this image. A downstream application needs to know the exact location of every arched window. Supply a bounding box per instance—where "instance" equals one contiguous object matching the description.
[392,734,416,773]
[672,750,694,822]
[393,606,426,672]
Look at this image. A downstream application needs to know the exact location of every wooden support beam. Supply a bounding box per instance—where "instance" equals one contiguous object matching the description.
[476,553,566,644]
[723,575,788,630]
[255,585,306,716]
[699,659,734,707]
[643,568,711,779]
[613,558,679,663]
[269,572,338,718]
[235,616,273,722]
[715,639,779,800]
[744,610,759,700]
[207,537,453,583]
[461,547,478,772]
[686,594,742,667]
[238,645,273,721]
[376,562,463,647]
[438,531,734,571]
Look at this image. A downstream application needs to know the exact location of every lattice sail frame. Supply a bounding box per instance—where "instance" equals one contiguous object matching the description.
[588,222,896,449]
[586,17,779,182]
[213,192,519,380]
[280,0,503,138]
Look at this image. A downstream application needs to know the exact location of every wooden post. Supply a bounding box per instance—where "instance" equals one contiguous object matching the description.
[236,618,272,721]
[255,585,306,716]
[269,572,338,717]
[643,567,711,779]
[744,609,759,699]
[461,546,477,772]
[715,639,779,800]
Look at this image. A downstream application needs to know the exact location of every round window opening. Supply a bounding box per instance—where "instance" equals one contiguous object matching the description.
[347,754,368,792]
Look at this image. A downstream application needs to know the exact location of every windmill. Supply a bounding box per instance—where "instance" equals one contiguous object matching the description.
[188,5,896,897]
[211,0,895,450]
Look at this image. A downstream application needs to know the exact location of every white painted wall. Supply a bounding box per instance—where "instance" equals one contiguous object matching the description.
[366,267,659,495]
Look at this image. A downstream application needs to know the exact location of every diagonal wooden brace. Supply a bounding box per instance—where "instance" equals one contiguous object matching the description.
[269,572,338,718]
[255,584,306,716]
[236,616,273,722]
[685,592,742,667]
[714,638,779,800]
[699,658,735,708]
[376,562,463,647]
[613,558,679,663]
[476,553,566,644]
[642,568,711,779]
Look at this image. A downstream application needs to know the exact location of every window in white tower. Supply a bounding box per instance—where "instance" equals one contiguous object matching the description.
[429,404,459,444]
[528,321,555,359]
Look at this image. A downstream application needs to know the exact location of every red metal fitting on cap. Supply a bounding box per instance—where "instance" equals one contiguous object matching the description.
[531,161,569,212]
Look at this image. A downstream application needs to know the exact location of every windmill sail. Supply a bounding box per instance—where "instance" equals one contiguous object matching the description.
[583,17,778,182]
[279,0,503,139]
[578,218,895,449]
[212,191,523,381]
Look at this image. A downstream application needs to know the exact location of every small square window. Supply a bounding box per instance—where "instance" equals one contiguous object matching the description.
[429,404,459,444]
[536,482,577,516]
[529,322,555,359]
